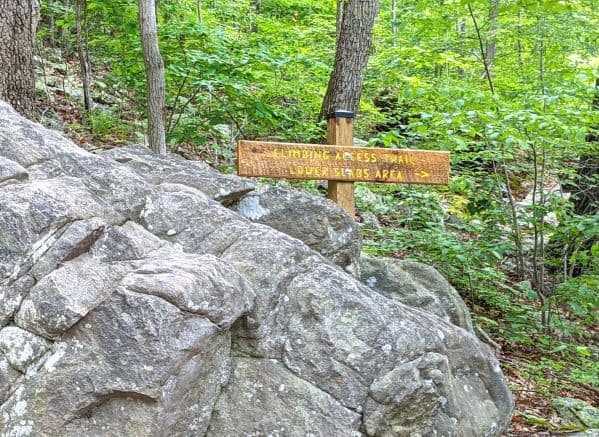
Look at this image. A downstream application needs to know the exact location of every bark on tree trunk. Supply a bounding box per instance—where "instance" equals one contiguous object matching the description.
[76,0,93,112]
[139,0,167,154]
[0,0,41,119]
[335,0,345,42]
[485,0,499,80]
[321,0,379,117]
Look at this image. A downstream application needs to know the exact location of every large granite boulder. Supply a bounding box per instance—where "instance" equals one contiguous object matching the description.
[360,254,474,333]
[0,102,513,436]
[231,185,361,274]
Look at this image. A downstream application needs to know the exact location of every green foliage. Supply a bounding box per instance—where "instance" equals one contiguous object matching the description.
[87,109,133,142]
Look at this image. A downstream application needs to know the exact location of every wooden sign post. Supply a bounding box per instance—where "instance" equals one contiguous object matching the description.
[326,110,356,214]
[237,110,450,216]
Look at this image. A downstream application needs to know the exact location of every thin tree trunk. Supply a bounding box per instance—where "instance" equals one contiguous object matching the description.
[321,0,380,117]
[471,3,525,277]
[485,0,499,80]
[531,143,540,289]
[540,149,549,327]
[536,17,552,327]
[468,3,494,94]
[62,0,72,55]
[49,0,56,46]
[456,18,466,77]
[0,0,41,119]
[391,0,397,37]
[139,0,167,154]
[76,0,93,112]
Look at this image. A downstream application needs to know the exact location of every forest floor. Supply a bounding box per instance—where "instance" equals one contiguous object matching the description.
[501,347,598,435]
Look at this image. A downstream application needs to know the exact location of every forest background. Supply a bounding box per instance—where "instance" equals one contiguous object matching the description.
[13,0,599,433]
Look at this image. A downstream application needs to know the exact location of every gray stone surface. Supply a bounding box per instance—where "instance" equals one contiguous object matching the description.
[360,254,474,332]
[0,351,21,404]
[209,357,362,436]
[232,185,361,273]
[102,144,255,205]
[0,176,122,282]
[0,275,34,327]
[0,326,50,373]
[0,102,513,436]
[0,157,28,186]
[15,256,127,339]
[119,253,255,329]
[140,184,513,436]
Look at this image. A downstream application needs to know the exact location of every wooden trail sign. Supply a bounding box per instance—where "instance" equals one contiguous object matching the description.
[237,141,450,185]
[237,111,450,216]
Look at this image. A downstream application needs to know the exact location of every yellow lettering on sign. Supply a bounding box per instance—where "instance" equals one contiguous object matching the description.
[239,141,450,184]
[380,153,415,165]
[289,166,331,177]
[332,151,378,163]
[355,152,376,163]
[374,169,405,180]
[275,149,331,160]
[267,146,427,181]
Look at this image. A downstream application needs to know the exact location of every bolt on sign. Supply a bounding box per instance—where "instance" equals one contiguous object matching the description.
[237,110,450,215]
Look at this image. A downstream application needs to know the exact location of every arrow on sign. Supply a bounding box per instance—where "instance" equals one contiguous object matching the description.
[416,170,430,178]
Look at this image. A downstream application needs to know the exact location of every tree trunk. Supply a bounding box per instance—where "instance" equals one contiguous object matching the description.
[0,0,41,119]
[336,0,345,42]
[76,0,93,112]
[456,18,466,77]
[321,0,379,117]
[484,0,499,80]
[197,0,202,24]
[468,3,494,95]
[391,0,397,37]
[139,0,167,154]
